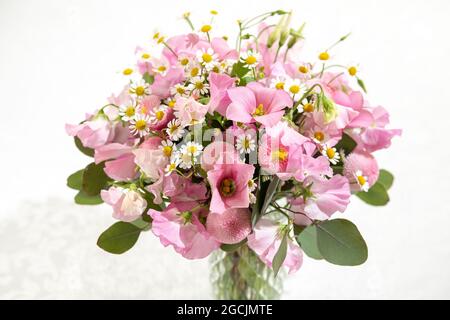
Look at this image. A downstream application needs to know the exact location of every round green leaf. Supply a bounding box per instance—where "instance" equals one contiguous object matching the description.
[82,162,109,196]
[67,169,84,190]
[378,169,394,190]
[356,182,389,206]
[97,222,141,254]
[74,190,103,205]
[316,219,368,266]
[74,137,94,157]
[297,225,323,260]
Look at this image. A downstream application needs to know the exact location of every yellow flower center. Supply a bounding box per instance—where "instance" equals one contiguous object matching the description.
[220,178,236,197]
[212,65,220,73]
[125,106,135,117]
[253,103,265,116]
[275,82,285,90]
[155,110,165,121]
[298,65,309,73]
[210,10,218,15]
[357,175,366,186]
[157,65,167,73]
[326,148,336,159]
[272,149,288,162]
[303,103,314,113]
[141,53,150,59]
[135,120,147,131]
[188,145,198,154]
[245,55,257,65]
[348,66,357,76]
[123,68,133,75]
[190,67,199,77]
[157,36,165,44]
[162,146,172,157]
[201,25,212,33]
[319,52,330,61]
[180,58,189,66]
[176,86,185,94]
[169,124,179,133]
[135,86,145,96]
[314,131,325,142]
[243,138,251,150]
[202,53,213,63]
[195,82,204,90]
[168,100,176,108]
[289,84,300,94]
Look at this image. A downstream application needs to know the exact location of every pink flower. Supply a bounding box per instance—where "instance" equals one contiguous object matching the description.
[206,208,252,244]
[343,151,379,192]
[247,218,303,274]
[150,67,184,98]
[66,118,114,149]
[210,37,239,60]
[201,141,241,172]
[290,175,351,220]
[208,72,235,116]
[149,202,220,259]
[95,143,138,181]
[320,72,364,110]
[226,82,292,127]
[174,97,209,127]
[101,187,147,222]
[207,163,255,213]
[132,136,168,181]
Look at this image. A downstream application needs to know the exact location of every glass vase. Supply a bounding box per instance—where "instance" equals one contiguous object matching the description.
[209,245,284,300]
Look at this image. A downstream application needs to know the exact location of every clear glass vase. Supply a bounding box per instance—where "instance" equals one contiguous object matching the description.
[209,245,284,300]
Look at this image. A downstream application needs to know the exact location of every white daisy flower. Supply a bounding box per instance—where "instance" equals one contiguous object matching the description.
[165,154,181,176]
[297,63,312,76]
[209,60,232,74]
[270,76,287,91]
[236,134,256,154]
[285,78,306,101]
[311,127,328,144]
[321,144,340,165]
[119,101,137,121]
[247,179,257,192]
[297,98,315,114]
[149,105,168,124]
[170,83,189,98]
[159,140,176,158]
[188,76,209,96]
[166,119,185,141]
[136,49,151,62]
[241,50,261,68]
[354,170,369,192]
[186,63,202,78]
[129,114,151,137]
[178,55,191,69]
[152,58,169,76]
[178,149,194,170]
[196,48,218,70]
[129,80,150,98]
[183,141,203,157]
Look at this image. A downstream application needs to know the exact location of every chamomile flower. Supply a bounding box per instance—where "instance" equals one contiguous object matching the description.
[129,80,150,98]
[119,101,137,121]
[241,51,260,68]
[354,170,369,192]
[178,150,194,170]
[347,64,360,77]
[166,98,177,108]
[186,63,202,78]
[166,119,185,141]
[298,63,311,75]
[159,140,176,158]
[170,83,189,97]
[188,76,209,95]
[310,127,328,144]
[270,76,287,90]
[122,68,134,76]
[149,105,168,124]
[129,114,151,137]
[178,55,191,69]
[247,179,257,192]
[183,141,203,157]
[165,154,181,175]
[210,60,231,74]
[321,144,340,165]
[297,98,315,114]
[236,134,256,154]
[285,78,306,101]
[152,57,170,76]
[196,48,218,70]
[136,48,151,63]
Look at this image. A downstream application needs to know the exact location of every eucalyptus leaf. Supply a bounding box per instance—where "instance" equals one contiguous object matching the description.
[67,169,84,190]
[74,137,94,157]
[316,219,368,266]
[272,233,288,276]
[74,190,103,205]
[97,222,141,254]
[297,225,323,260]
[377,169,394,190]
[356,182,389,206]
[82,162,110,196]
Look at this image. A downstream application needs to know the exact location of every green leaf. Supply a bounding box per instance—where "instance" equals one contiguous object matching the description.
[130,216,151,231]
[231,61,250,80]
[143,72,154,84]
[334,133,357,155]
[220,239,247,252]
[316,219,368,266]
[297,225,323,260]
[377,169,394,190]
[272,233,288,276]
[357,77,367,93]
[97,222,141,254]
[74,136,94,157]
[142,190,163,211]
[251,176,280,226]
[260,176,281,217]
[82,162,110,196]
[356,182,389,206]
[74,190,103,205]
[67,169,84,190]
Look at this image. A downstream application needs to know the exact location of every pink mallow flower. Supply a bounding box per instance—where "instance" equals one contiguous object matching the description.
[290,175,351,220]
[206,208,252,244]
[226,82,292,127]
[343,151,379,192]
[247,218,303,274]
[207,163,255,214]
[149,202,220,259]
[101,187,147,222]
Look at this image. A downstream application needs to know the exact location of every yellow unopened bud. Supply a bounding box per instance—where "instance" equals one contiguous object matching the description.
[201,25,212,33]
[319,52,330,61]
[348,66,357,76]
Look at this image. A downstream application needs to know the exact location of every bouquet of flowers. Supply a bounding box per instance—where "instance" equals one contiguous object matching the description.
[66,10,401,299]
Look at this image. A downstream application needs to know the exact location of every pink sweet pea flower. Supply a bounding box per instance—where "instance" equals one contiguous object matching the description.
[343,151,379,192]
[174,97,209,127]
[150,67,184,98]
[133,136,168,181]
[149,202,220,259]
[293,141,332,182]
[210,37,239,60]
[66,118,114,149]
[101,187,147,222]
[290,175,351,220]
[95,143,138,181]
[247,218,303,274]
[320,72,364,110]
[201,141,241,172]
[226,82,292,127]
[208,72,235,116]
[207,163,255,213]
[206,208,252,244]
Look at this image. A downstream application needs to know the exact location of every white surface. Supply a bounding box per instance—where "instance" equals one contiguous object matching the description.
[1,0,449,299]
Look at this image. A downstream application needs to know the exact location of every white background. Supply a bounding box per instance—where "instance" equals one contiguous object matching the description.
[1,0,449,299]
